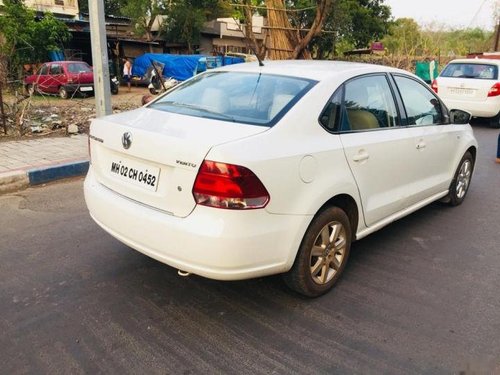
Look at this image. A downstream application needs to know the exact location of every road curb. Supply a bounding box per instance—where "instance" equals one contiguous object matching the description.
[0,160,89,195]
[28,160,90,186]
[0,170,30,195]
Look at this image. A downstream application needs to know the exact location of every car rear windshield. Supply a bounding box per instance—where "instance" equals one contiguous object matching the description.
[148,71,316,126]
[67,63,92,73]
[441,63,498,80]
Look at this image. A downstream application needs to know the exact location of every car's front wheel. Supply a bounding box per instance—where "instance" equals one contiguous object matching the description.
[443,151,474,206]
[59,86,69,99]
[283,207,351,297]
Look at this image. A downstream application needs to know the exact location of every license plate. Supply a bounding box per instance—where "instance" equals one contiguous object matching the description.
[448,88,474,96]
[80,86,93,92]
[110,158,160,192]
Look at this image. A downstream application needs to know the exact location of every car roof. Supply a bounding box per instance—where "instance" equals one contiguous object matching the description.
[45,61,89,65]
[216,60,405,81]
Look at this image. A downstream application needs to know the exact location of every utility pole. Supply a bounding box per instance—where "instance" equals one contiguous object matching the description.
[89,0,112,117]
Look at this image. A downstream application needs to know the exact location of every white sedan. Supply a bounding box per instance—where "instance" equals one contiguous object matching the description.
[432,58,500,128]
[84,61,477,297]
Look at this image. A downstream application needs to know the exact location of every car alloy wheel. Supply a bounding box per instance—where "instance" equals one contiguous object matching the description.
[445,151,474,206]
[455,158,472,200]
[309,220,348,285]
[284,206,351,297]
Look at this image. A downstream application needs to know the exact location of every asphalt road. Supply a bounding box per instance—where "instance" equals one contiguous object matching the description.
[1,124,499,374]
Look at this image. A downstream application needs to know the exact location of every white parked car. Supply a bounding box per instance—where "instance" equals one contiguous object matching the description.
[432,58,500,128]
[84,61,477,297]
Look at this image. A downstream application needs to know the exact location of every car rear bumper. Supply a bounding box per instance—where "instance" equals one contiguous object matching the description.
[64,83,94,93]
[443,97,500,118]
[84,167,311,280]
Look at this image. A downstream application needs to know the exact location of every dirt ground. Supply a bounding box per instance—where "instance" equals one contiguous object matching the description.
[0,85,153,141]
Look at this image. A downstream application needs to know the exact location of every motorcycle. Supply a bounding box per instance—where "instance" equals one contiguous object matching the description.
[148,68,178,95]
[110,75,119,95]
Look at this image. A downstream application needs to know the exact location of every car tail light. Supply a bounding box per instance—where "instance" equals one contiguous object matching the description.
[193,160,270,209]
[488,82,500,97]
[431,79,438,93]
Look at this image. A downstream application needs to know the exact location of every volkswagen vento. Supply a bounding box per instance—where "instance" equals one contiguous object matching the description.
[84,61,477,297]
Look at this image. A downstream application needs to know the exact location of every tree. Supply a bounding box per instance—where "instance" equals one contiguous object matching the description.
[77,0,124,16]
[383,19,494,58]
[383,18,424,56]
[0,0,71,76]
[162,0,232,53]
[236,0,391,59]
[309,0,392,58]
[120,0,168,42]
[235,0,333,59]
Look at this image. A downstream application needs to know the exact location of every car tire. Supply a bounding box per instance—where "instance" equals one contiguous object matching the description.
[111,85,119,95]
[489,114,500,128]
[59,86,69,99]
[443,151,474,206]
[283,207,352,297]
[26,84,36,96]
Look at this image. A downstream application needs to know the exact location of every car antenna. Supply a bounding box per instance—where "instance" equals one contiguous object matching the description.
[246,41,264,67]
[251,45,264,67]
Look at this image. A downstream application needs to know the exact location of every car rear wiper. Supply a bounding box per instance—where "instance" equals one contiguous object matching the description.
[150,101,236,122]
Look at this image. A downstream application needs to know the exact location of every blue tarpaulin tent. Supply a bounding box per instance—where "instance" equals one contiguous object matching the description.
[131,53,244,81]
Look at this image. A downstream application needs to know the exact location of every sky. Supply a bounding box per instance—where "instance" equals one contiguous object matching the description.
[383,0,499,30]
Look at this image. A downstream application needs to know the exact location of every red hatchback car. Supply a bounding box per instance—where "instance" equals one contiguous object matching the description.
[24,61,94,99]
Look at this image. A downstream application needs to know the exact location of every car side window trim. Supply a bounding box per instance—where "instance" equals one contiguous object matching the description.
[386,73,408,126]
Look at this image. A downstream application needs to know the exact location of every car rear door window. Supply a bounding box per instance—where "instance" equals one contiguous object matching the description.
[342,75,398,131]
[394,75,444,126]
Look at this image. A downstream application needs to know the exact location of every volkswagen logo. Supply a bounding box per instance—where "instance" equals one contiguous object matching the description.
[121,132,132,149]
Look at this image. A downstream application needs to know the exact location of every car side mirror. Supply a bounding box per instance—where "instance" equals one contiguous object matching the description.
[449,109,471,125]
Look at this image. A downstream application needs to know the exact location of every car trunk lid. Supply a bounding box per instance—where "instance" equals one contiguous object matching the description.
[438,77,494,102]
[89,107,268,217]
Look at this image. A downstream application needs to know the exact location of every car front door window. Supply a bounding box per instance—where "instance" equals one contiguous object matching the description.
[394,76,443,126]
[50,64,62,75]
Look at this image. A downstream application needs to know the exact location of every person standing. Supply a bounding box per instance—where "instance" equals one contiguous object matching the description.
[123,58,132,92]
[496,132,500,163]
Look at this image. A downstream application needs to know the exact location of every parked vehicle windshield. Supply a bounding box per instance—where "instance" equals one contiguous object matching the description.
[149,71,316,126]
[441,63,498,80]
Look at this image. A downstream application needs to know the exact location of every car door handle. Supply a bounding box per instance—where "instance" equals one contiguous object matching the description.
[352,152,369,162]
[416,142,426,150]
